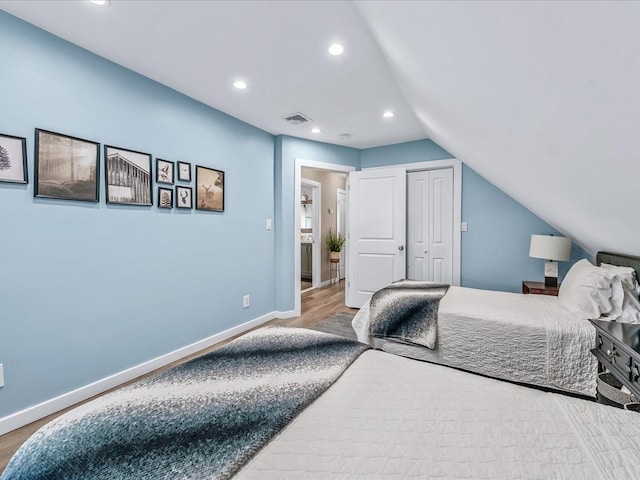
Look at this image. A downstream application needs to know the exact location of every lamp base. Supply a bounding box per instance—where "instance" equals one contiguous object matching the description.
[544,276,558,288]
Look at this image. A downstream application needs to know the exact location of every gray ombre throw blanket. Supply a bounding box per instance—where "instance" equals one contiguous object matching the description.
[370,280,450,349]
[1,327,369,480]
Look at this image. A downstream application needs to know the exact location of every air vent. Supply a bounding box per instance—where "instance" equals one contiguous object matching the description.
[283,113,312,126]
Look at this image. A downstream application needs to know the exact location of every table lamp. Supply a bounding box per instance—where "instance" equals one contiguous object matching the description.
[529,234,571,287]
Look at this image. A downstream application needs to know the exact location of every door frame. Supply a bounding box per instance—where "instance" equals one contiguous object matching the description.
[294,158,356,317]
[336,187,347,280]
[364,158,462,286]
[301,177,321,289]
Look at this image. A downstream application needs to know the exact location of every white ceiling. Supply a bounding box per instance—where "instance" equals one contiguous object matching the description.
[0,0,426,149]
[2,0,640,255]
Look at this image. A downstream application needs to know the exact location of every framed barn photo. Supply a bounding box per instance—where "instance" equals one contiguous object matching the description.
[195,165,224,212]
[177,161,191,182]
[158,187,173,209]
[156,158,174,185]
[34,129,100,201]
[175,186,193,209]
[105,145,152,206]
[0,133,28,184]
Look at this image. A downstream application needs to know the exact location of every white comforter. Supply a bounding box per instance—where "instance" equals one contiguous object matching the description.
[353,286,597,396]
[237,350,640,480]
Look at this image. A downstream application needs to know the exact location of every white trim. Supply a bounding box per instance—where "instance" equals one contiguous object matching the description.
[0,311,277,436]
[273,310,297,319]
[319,279,332,288]
[363,158,462,286]
[301,178,321,289]
[294,158,356,317]
[336,187,347,280]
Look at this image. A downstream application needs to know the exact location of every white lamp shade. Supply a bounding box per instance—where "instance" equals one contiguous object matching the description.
[529,235,571,262]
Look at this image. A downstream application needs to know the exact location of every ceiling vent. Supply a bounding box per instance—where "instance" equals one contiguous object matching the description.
[283,112,312,126]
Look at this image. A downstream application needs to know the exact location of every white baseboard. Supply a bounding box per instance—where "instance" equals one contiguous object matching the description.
[0,311,277,436]
[274,310,297,319]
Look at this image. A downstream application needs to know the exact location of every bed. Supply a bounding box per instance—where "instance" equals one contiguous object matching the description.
[3,325,640,480]
[351,251,640,398]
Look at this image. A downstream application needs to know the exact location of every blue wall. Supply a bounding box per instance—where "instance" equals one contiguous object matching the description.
[0,12,275,418]
[360,140,590,292]
[274,136,359,311]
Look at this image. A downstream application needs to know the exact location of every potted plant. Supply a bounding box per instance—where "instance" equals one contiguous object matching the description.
[325,229,346,263]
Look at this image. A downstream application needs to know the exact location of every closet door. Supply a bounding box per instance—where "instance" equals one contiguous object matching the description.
[407,168,454,283]
[346,167,406,308]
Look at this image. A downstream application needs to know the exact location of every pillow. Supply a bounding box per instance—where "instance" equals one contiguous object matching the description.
[600,263,640,298]
[600,263,640,324]
[558,259,624,320]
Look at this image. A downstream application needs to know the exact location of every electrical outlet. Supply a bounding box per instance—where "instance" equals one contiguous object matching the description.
[461,222,468,232]
[0,364,4,388]
[243,295,250,309]
[266,219,272,230]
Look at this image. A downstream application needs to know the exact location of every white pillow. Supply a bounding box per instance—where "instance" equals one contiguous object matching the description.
[600,263,640,298]
[558,259,624,320]
[600,263,640,324]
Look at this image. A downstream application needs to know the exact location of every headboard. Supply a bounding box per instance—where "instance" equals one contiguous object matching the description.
[596,251,640,282]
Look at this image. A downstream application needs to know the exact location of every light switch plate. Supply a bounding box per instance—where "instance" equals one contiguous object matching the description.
[266,218,272,230]
[461,222,468,232]
[0,364,4,388]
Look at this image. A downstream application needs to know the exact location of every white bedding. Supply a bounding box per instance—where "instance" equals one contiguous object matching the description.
[237,350,640,480]
[352,286,597,396]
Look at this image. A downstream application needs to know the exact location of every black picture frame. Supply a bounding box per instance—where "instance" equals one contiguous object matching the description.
[177,161,191,182]
[195,165,224,212]
[0,133,28,184]
[105,145,153,206]
[158,186,173,209]
[156,158,174,185]
[34,129,99,202]
[175,186,193,209]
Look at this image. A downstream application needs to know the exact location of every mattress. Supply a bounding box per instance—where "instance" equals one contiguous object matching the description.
[236,350,640,480]
[352,286,597,396]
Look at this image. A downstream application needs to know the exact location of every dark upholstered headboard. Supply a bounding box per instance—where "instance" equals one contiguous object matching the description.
[596,251,640,282]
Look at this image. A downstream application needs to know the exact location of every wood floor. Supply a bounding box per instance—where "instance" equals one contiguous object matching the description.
[0,280,356,473]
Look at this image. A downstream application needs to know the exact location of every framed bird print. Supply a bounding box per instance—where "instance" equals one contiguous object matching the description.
[156,158,174,185]
[177,161,191,182]
[175,186,193,209]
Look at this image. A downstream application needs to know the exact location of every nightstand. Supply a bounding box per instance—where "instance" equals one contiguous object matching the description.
[522,281,560,296]
[590,319,640,402]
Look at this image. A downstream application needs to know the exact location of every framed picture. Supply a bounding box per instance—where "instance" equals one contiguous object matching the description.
[177,161,191,182]
[105,145,152,206]
[34,129,99,202]
[175,186,193,209]
[156,158,174,185]
[195,165,224,212]
[0,133,28,184]
[158,187,173,209]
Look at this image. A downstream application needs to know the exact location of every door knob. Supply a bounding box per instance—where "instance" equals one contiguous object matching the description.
[398,245,404,251]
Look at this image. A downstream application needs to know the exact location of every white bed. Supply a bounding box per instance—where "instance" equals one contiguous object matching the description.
[237,349,640,480]
[352,285,598,397]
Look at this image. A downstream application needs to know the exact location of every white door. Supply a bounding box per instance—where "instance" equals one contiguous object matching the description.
[407,168,454,283]
[346,168,406,308]
[337,188,347,280]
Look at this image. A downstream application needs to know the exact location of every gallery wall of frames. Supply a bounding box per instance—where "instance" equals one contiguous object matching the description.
[0,128,225,212]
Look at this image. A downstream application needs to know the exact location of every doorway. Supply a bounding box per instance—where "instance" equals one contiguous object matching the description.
[300,178,321,292]
[293,159,356,317]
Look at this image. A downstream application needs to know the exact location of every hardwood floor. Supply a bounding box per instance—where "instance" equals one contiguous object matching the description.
[0,280,356,473]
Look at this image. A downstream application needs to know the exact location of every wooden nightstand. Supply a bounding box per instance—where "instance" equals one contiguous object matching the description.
[522,281,560,296]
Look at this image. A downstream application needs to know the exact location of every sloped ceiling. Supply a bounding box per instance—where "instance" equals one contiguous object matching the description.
[356,0,640,256]
[2,1,639,256]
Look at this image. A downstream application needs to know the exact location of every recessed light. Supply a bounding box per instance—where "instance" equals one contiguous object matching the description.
[311,128,321,134]
[328,43,344,56]
[89,0,110,5]
[382,111,395,118]
[233,80,247,90]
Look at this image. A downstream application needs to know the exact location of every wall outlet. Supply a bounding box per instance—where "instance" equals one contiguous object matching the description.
[0,364,4,388]
[461,222,468,232]
[243,295,250,309]
[266,218,272,230]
